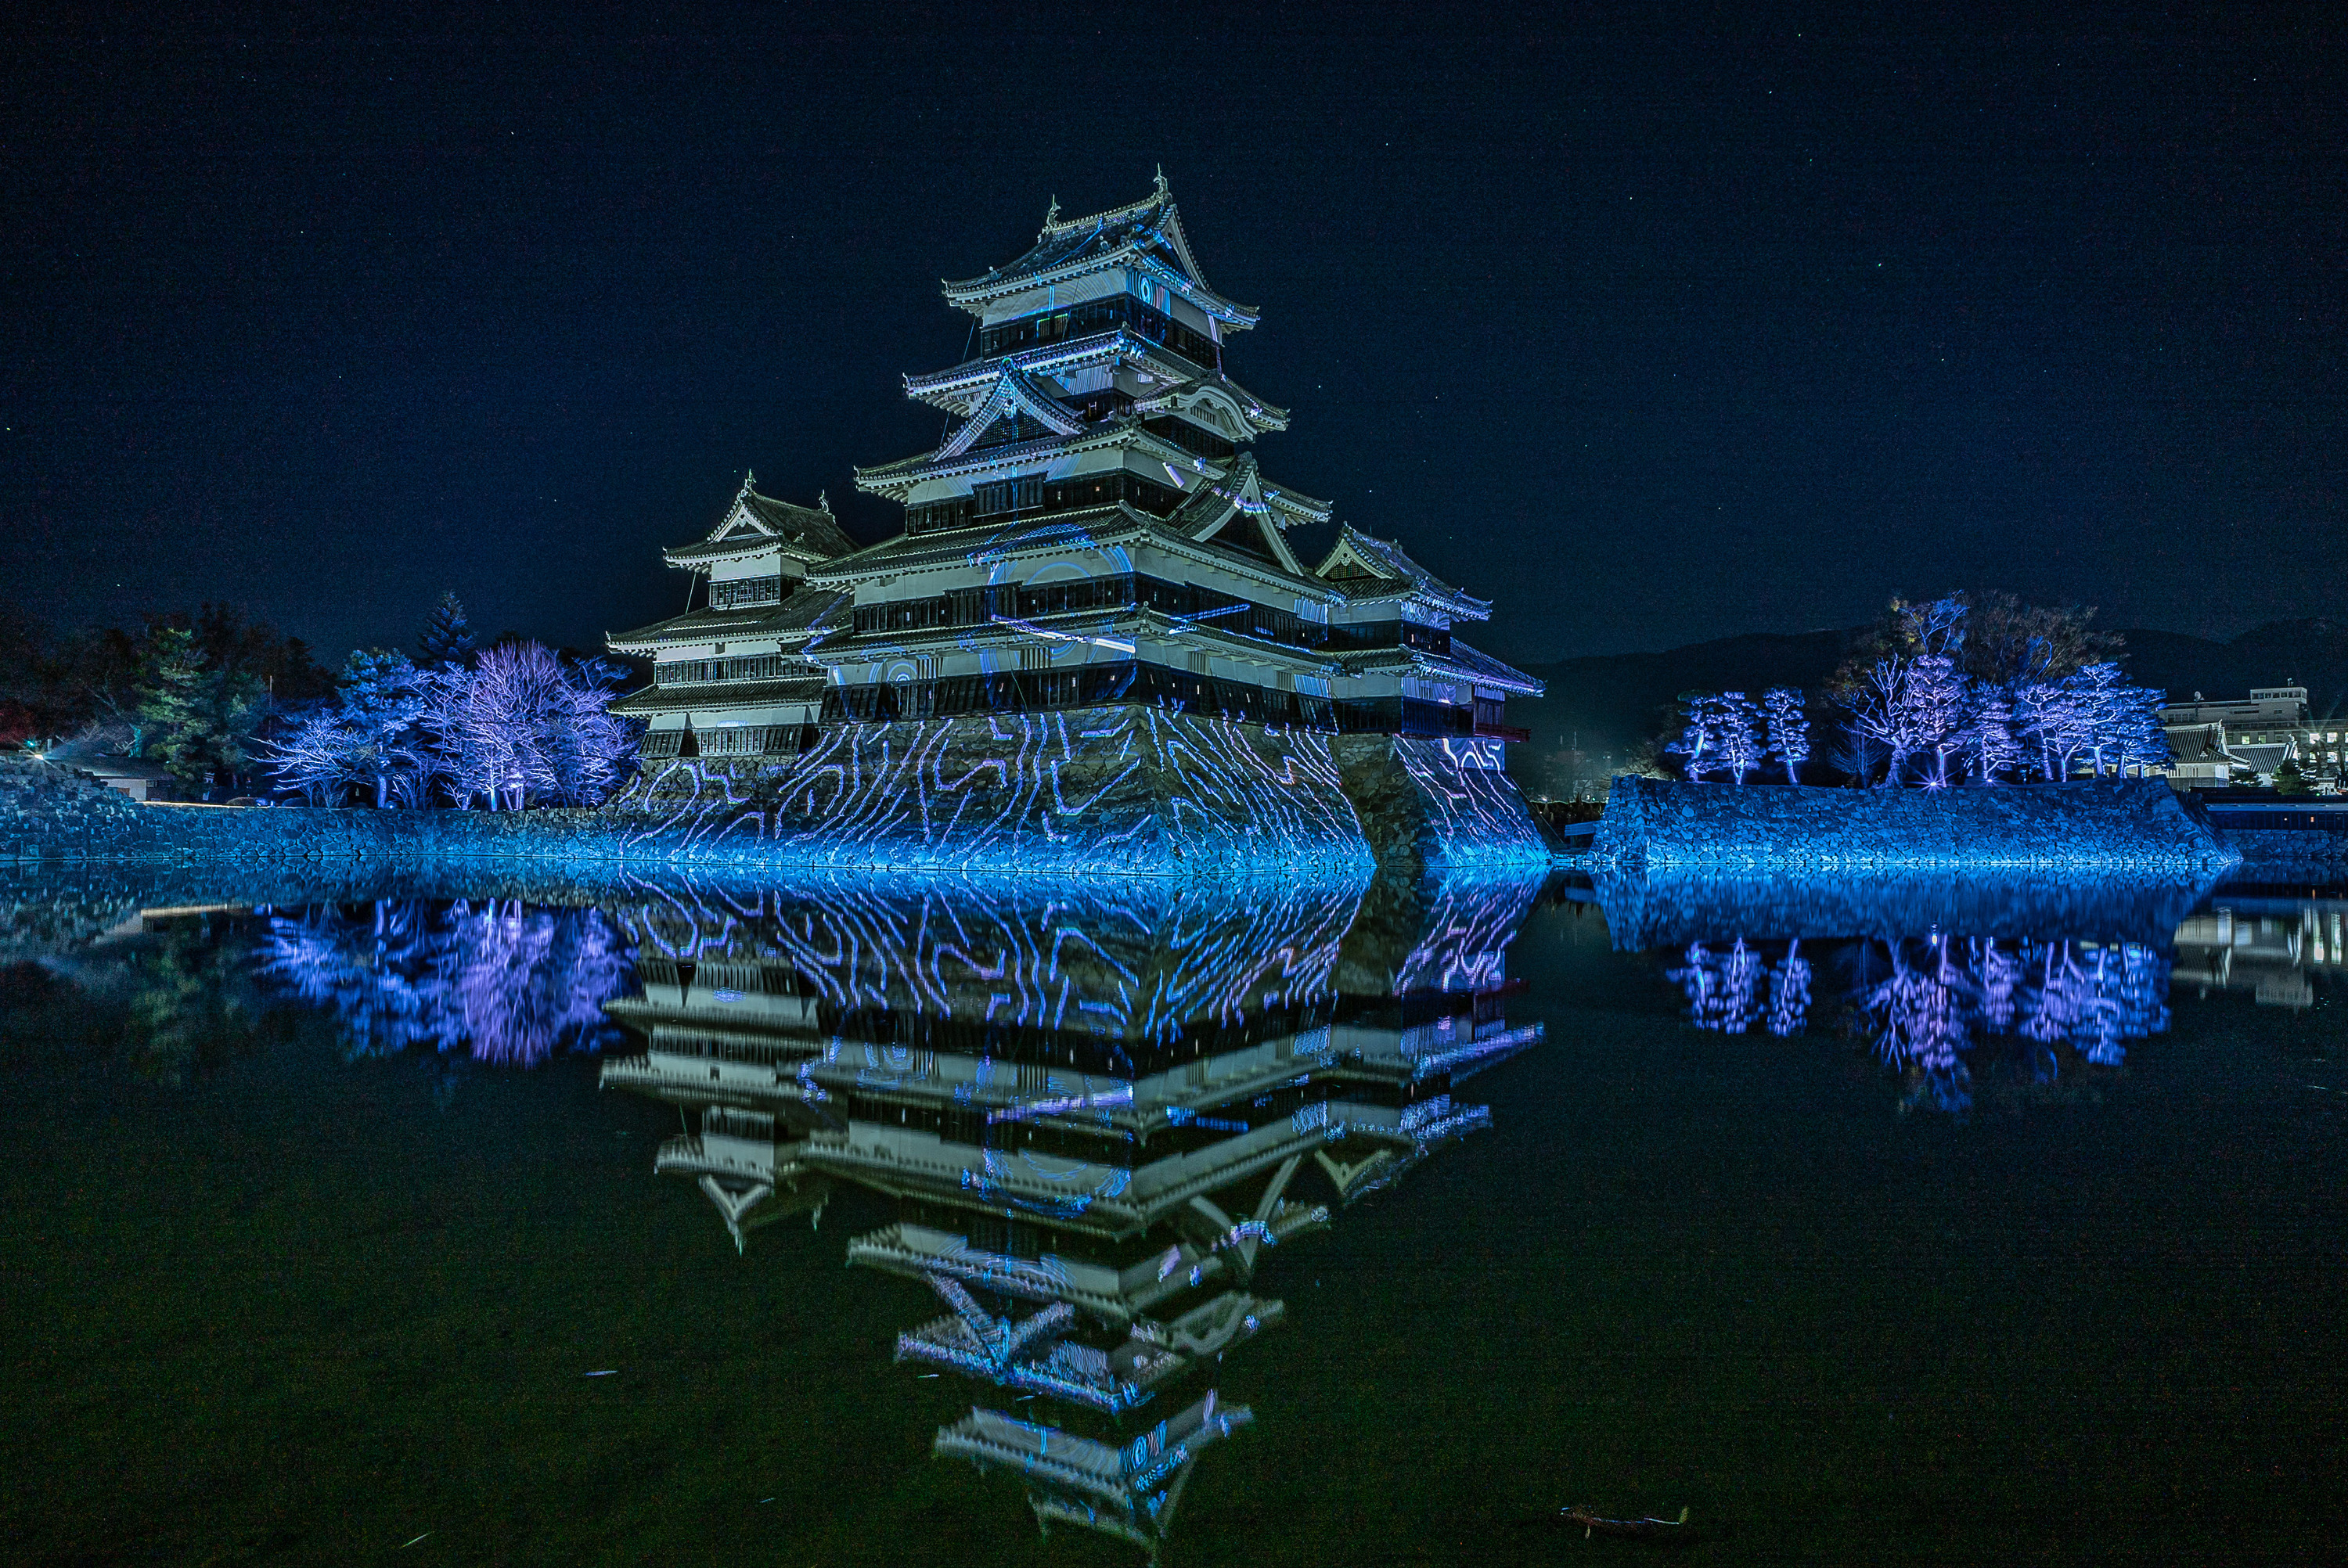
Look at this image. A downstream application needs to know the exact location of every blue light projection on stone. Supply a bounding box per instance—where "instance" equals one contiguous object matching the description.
[1591,775,2238,876]
[619,707,1374,875]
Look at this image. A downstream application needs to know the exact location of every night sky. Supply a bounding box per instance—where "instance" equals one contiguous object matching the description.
[4,4,2341,669]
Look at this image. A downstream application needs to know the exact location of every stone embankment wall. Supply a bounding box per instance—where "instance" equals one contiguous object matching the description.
[618,708,1372,875]
[1590,776,2238,876]
[1333,736,1549,871]
[2,711,1550,879]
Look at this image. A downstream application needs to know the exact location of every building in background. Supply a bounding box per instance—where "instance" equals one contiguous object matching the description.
[2159,685,2346,789]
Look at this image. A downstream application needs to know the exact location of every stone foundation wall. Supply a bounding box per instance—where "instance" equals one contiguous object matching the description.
[1333,736,1548,872]
[613,707,1371,875]
[4,715,1554,879]
[1592,775,2238,876]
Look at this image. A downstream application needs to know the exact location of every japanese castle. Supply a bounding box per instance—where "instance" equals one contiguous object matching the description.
[607,174,1545,871]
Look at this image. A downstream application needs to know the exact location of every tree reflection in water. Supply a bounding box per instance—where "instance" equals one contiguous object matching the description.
[1670,932,2171,1114]
[256,899,633,1066]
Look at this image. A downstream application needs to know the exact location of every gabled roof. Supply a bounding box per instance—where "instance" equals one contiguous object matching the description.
[940,174,1259,328]
[664,475,858,566]
[801,502,1341,602]
[1128,371,1289,437]
[902,333,1305,434]
[1314,524,1492,621]
[933,367,1086,459]
[606,586,853,655]
[903,333,1288,430]
[852,417,1222,499]
[1169,453,1320,575]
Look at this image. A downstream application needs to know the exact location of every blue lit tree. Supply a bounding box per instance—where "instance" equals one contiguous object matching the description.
[334,649,431,807]
[1766,938,1812,1036]
[416,592,477,667]
[1667,692,1722,780]
[2112,683,2173,778]
[1762,687,1810,783]
[1957,683,2022,782]
[2008,677,2078,780]
[1716,691,1762,785]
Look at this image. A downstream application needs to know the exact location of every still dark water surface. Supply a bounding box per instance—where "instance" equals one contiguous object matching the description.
[2,866,2343,1566]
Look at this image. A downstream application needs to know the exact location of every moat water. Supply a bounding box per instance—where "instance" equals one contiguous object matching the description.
[2,864,2343,1565]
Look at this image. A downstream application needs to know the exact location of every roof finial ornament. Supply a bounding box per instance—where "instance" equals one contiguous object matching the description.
[816,489,831,513]
[738,469,756,500]
[1153,164,1169,198]
[1042,195,1060,234]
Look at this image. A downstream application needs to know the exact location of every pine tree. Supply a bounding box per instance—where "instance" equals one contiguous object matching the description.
[1762,686,1810,782]
[1716,691,1763,784]
[135,625,264,794]
[416,592,477,667]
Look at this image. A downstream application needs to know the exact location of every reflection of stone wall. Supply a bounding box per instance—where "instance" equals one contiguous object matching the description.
[1593,867,2215,948]
[1594,776,2237,875]
[2225,828,2348,876]
[610,871,1372,1050]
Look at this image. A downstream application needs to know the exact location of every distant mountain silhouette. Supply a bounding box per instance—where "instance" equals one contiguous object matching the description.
[1506,618,2348,798]
[2116,620,2348,719]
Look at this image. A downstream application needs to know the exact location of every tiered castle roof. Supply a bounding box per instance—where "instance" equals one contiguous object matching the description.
[938,171,1258,326]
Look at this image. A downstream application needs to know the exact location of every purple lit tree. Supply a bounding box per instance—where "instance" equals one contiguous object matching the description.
[542,655,638,805]
[1762,687,1810,783]
[417,642,638,810]
[1906,655,1969,786]
[1847,655,1965,786]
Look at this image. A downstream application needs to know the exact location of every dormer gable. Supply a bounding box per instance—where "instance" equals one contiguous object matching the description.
[662,473,859,572]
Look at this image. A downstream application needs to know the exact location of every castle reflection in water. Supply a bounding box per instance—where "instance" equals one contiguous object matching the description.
[596,871,1544,1553]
